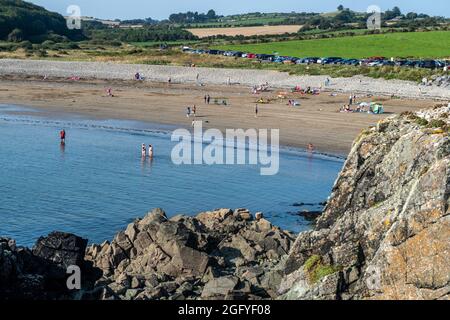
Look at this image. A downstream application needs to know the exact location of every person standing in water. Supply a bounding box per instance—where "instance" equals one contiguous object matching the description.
[141,144,147,158]
[148,145,154,159]
[60,129,66,143]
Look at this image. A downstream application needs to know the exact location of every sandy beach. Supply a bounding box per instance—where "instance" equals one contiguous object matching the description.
[0,73,440,155]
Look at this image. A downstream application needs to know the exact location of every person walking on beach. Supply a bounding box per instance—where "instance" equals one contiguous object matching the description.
[192,105,197,117]
[204,95,208,104]
[207,95,211,104]
[60,129,66,144]
[255,104,259,118]
[141,144,147,158]
[186,107,191,118]
[349,94,353,105]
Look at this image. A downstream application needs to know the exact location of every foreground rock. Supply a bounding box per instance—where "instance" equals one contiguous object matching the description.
[0,232,99,299]
[279,104,450,300]
[85,208,294,300]
[1,209,294,300]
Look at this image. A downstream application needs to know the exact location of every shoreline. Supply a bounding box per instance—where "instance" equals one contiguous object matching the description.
[0,102,348,160]
[0,73,442,155]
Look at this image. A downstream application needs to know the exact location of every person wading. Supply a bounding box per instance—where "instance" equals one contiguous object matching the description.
[60,129,66,144]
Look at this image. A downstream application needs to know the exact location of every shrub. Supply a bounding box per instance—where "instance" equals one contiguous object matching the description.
[41,40,55,49]
[427,119,447,128]
[7,28,24,42]
[415,117,429,126]
[303,255,341,284]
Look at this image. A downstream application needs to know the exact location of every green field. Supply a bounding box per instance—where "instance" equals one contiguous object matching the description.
[215,31,450,59]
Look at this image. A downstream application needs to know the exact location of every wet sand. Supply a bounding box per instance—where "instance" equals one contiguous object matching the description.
[0,75,438,155]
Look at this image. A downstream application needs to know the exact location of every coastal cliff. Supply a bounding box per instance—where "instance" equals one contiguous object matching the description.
[279,104,450,300]
[1,105,449,300]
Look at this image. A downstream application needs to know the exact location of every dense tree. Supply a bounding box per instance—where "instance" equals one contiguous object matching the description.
[337,5,344,11]
[0,0,83,42]
[87,26,198,42]
[384,7,402,20]
[169,9,218,23]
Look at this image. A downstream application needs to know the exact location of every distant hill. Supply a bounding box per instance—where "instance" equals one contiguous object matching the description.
[0,0,83,42]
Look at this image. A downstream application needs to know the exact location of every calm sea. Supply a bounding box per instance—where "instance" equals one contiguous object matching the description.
[0,104,344,246]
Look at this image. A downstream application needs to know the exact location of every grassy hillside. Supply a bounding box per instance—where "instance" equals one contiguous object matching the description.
[215,31,450,59]
[0,0,80,42]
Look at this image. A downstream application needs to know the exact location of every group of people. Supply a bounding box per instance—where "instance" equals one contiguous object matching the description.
[292,86,321,95]
[134,72,144,81]
[340,94,359,112]
[288,99,300,107]
[348,94,358,105]
[252,82,270,94]
[141,144,154,159]
[186,105,197,118]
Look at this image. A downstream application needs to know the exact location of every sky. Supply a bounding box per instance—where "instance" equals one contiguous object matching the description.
[29,0,450,20]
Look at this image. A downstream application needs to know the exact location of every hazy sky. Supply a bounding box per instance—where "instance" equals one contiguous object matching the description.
[29,0,450,20]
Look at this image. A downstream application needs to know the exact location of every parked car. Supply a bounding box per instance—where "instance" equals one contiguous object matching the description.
[395,60,409,67]
[206,49,220,55]
[418,60,440,69]
[306,57,321,64]
[379,60,396,66]
[321,57,343,65]
[404,60,421,68]
[344,59,360,66]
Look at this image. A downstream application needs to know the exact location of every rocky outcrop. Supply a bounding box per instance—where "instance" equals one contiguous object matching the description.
[1,209,293,300]
[280,105,450,300]
[84,208,294,300]
[0,232,100,299]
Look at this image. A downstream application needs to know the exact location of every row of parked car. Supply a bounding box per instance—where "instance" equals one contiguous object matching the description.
[182,47,448,70]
